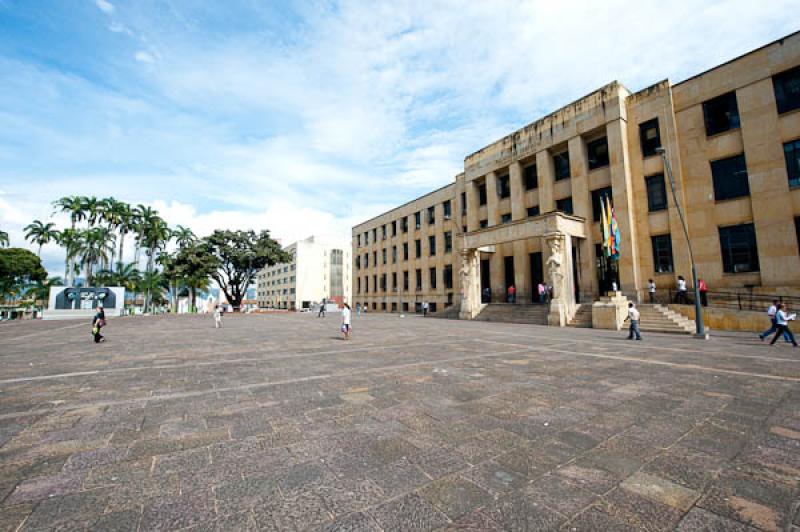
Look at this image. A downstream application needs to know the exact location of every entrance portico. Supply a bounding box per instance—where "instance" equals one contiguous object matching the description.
[459,212,587,326]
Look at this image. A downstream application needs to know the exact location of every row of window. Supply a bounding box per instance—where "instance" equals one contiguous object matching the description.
[258,288,296,296]
[359,300,452,313]
[356,232,453,269]
[357,201,453,247]
[650,223,760,274]
[357,265,454,294]
[261,275,295,287]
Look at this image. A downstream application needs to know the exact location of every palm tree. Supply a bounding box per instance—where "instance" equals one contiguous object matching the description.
[81,196,102,227]
[140,214,171,312]
[57,228,82,285]
[103,199,133,272]
[0,229,8,247]
[52,196,87,230]
[133,204,156,266]
[23,276,63,309]
[138,270,165,312]
[172,225,196,249]
[24,220,58,257]
[77,227,114,286]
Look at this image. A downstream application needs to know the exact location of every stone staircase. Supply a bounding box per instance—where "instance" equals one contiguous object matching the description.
[567,304,592,327]
[474,303,548,325]
[635,304,696,334]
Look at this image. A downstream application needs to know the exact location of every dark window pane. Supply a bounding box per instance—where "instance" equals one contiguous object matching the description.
[496,174,511,198]
[402,217,408,232]
[774,65,800,114]
[703,92,740,136]
[796,217,800,255]
[403,271,409,290]
[501,213,512,224]
[429,267,437,289]
[415,239,421,258]
[556,197,573,215]
[479,219,488,229]
[478,183,487,205]
[651,234,674,273]
[785,139,800,188]
[554,151,570,180]
[427,206,435,224]
[719,223,760,273]
[461,192,467,214]
[403,242,408,260]
[587,137,609,170]
[524,164,538,190]
[415,211,421,229]
[444,264,453,289]
[591,187,613,221]
[444,231,452,253]
[527,205,540,217]
[415,269,422,290]
[443,200,452,219]
[711,154,750,201]
[639,118,661,157]
[645,174,668,212]
[429,235,436,256]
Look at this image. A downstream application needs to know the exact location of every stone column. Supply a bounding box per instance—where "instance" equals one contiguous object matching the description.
[459,248,482,319]
[509,161,525,220]
[513,241,530,304]
[486,171,499,226]
[544,232,571,326]
[536,150,555,213]
[466,181,480,232]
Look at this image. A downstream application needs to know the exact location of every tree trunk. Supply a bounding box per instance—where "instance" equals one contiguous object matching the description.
[117,232,125,271]
[190,286,196,313]
[37,244,42,258]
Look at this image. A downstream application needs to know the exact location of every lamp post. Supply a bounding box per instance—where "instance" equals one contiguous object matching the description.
[655,147,706,338]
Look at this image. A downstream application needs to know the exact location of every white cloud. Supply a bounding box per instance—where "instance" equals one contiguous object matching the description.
[134,51,154,63]
[95,0,114,14]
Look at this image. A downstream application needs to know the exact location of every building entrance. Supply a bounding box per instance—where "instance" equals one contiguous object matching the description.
[529,252,543,302]
[595,244,619,293]
[504,256,515,302]
[480,259,491,303]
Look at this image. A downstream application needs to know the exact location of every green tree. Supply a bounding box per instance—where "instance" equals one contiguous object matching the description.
[24,220,58,258]
[0,248,47,299]
[52,195,87,285]
[165,242,218,312]
[23,276,63,308]
[0,229,9,248]
[52,195,86,230]
[203,229,288,310]
[56,228,82,285]
[172,225,196,249]
[140,214,171,312]
[76,227,114,286]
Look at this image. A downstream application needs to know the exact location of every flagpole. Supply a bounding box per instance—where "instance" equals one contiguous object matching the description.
[656,147,706,338]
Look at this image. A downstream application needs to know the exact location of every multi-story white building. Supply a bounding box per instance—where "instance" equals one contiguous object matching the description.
[256,236,351,310]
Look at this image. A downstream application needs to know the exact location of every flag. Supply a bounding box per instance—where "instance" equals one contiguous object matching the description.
[607,196,621,259]
[600,195,610,257]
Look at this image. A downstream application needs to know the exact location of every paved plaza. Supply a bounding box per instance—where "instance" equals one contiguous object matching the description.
[0,313,799,531]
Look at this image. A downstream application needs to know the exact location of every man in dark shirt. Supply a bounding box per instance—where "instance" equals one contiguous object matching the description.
[92,305,106,343]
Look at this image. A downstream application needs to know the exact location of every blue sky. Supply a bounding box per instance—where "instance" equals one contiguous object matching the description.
[0,0,798,275]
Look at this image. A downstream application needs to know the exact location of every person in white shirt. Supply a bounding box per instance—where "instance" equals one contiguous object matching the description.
[611,281,618,293]
[213,305,223,329]
[675,276,688,304]
[769,303,797,346]
[624,302,642,340]
[341,303,352,340]
[760,299,790,342]
[648,279,656,304]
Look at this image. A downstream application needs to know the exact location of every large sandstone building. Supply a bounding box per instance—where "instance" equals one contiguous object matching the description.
[352,32,800,322]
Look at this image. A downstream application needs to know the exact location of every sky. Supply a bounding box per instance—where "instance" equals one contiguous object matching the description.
[0,0,798,276]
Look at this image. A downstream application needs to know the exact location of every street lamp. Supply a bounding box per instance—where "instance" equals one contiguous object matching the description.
[655,147,706,338]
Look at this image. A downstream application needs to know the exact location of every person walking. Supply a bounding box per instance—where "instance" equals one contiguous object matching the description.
[356,302,361,316]
[213,305,223,328]
[770,303,798,347]
[698,278,708,307]
[341,303,352,340]
[507,284,516,304]
[422,301,429,317]
[611,280,618,293]
[761,300,792,343]
[624,302,642,341]
[91,304,106,343]
[538,282,546,304]
[648,279,656,304]
[318,298,327,318]
[675,276,688,304]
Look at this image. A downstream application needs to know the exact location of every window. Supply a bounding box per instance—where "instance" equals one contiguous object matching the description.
[587,137,609,170]
[380,274,386,291]
[415,269,422,290]
[554,151,570,180]
[501,213,512,224]
[372,228,377,241]
[364,253,368,268]
[773,65,800,114]
[356,234,361,247]
[402,217,408,233]
[645,174,668,212]
[651,234,674,273]
[443,200,452,219]
[719,223,759,273]
[391,220,397,236]
[382,225,387,240]
[355,256,361,269]
[415,211,421,229]
[373,275,377,292]
[461,192,467,214]
[785,139,800,187]
[427,206,435,225]
[444,231,452,253]
[403,271,409,291]
[392,272,397,291]
[639,118,661,157]
[524,164,538,190]
[392,246,397,263]
[796,217,800,254]
[444,264,453,289]
[403,242,409,261]
[478,183,487,205]
[429,235,436,256]
[703,91,740,136]
[496,174,511,199]
[357,277,361,293]
[527,205,540,217]
[364,232,368,245]
[591,187,613,222]
[415,239,421,258]
[402,302,409,312]
[373,251,377,265]
[556,197,573,215]
[381,302,386,311]
[391,302,397,312]
[479,219,489,229]
[429,267,437,290]
[382,248,387,264]
[711,154,750,201]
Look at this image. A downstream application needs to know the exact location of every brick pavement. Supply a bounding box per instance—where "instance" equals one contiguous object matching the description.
[0,312,798,531]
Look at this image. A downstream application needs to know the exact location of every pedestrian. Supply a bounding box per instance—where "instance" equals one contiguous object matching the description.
[675,276,688,304]
[508,284,516,304]
[770,304,798,347]
[482,287,491,303]
[647,279,656,304]
[760,299,792,343]
[698,278,708,307]
[356,302,361,316]
[624,302,642,341]
[341,303,352,340]
[422,301,429,317]
[318,298,327,318]
[611,280,618,293]
[214,305,223,328]
[537,282,546,304]
[91,304,106,343]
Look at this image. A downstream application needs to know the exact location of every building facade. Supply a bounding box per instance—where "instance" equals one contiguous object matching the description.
[352,32,800,317]
[257,236,351,310]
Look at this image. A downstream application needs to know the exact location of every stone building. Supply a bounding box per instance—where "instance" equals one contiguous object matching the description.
[352,32,800,321]
[257,236,351,310]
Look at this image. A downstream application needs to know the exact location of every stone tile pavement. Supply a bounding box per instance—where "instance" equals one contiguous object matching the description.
[0,312,799,531]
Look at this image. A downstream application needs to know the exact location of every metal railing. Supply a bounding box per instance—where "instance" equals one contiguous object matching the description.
[660,289,800,312]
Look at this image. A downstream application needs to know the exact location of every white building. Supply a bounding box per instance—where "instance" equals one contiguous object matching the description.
[256,236,351,310]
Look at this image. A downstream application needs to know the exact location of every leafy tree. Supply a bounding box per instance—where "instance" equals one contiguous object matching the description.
[203,229,288,310]
[23,276,63,308]
[0,229,8,248]
[76,227,114,286]
[24,220,58,257]
[0,248,47,299]
[165,242,218,312]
